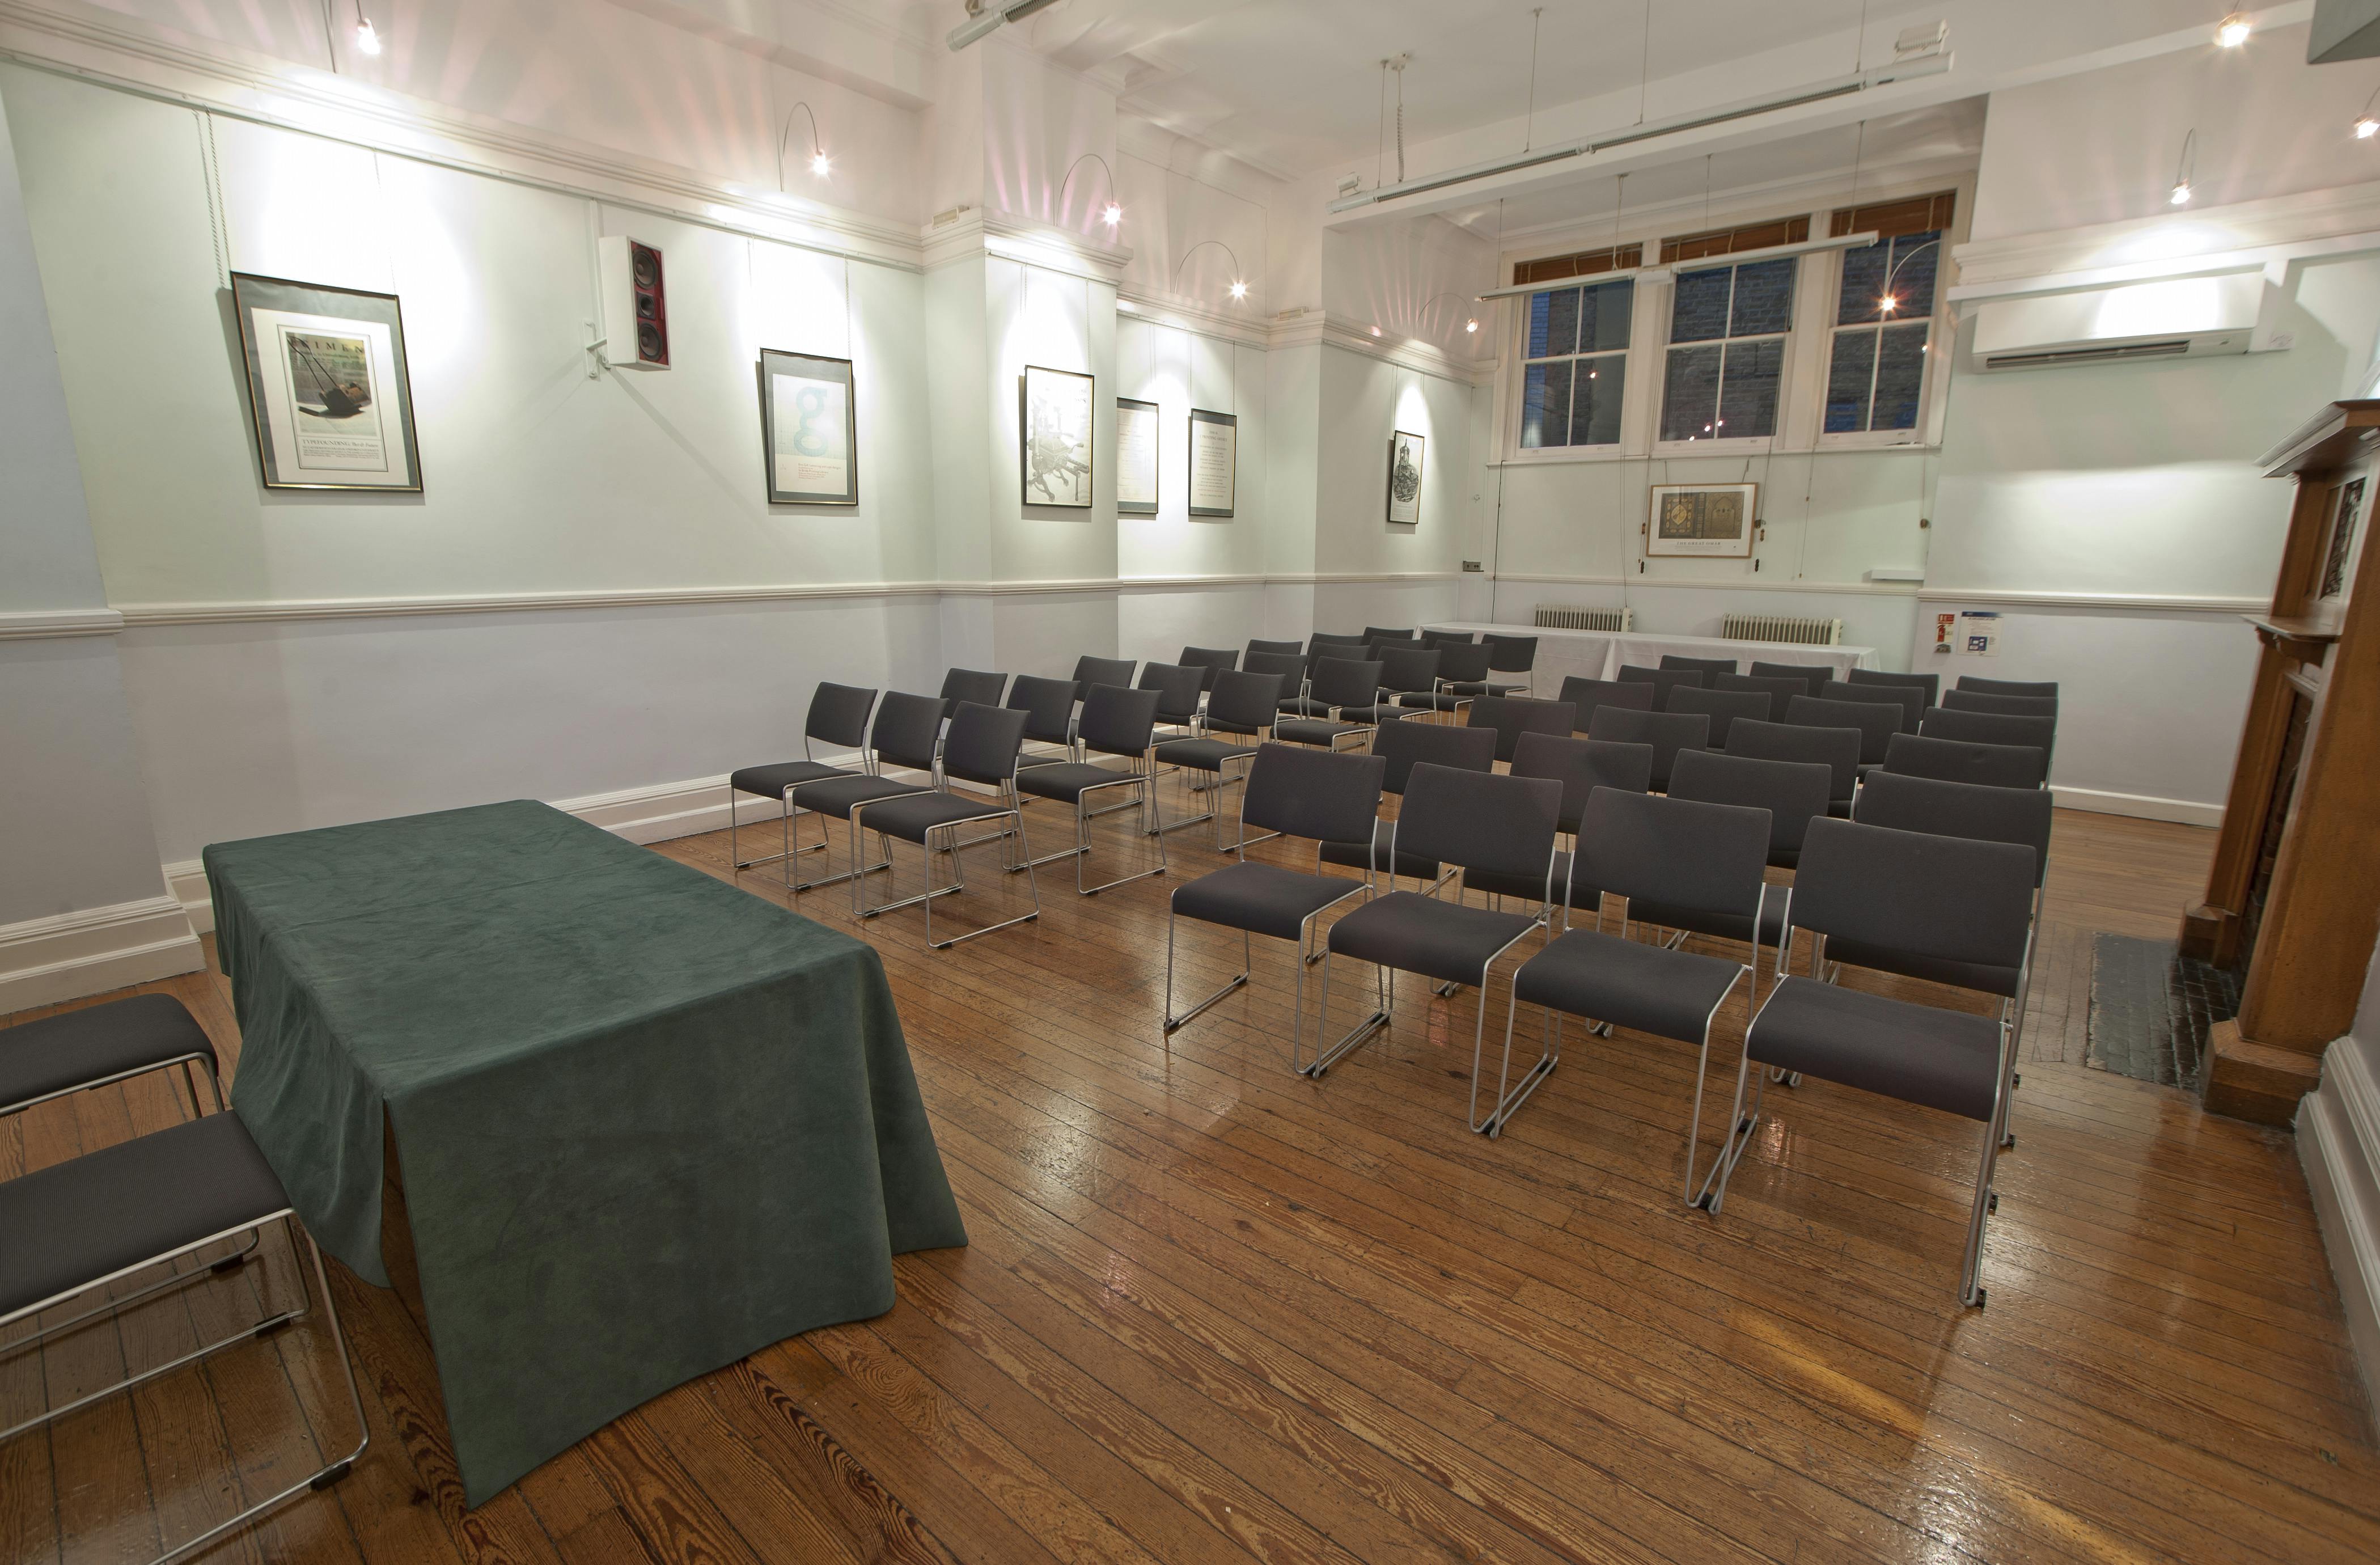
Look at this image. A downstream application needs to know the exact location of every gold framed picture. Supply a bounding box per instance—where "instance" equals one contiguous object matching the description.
[1645,483,1756,557]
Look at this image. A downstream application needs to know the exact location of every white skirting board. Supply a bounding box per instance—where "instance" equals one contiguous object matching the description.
[2300,1037,2380,1416]
[2047,785,2224,828]
[0,895,204,1014]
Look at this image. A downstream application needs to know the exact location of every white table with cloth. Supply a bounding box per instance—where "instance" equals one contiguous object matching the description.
[1421,622,1878,695]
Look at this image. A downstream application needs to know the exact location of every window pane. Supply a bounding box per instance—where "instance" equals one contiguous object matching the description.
[1889,231,1940,317]
[1873,322,1929,430]
[1837,243,1888,325]
[1541,287,1579,359]
[1578,278,1634,352]
[1717,338,1784,438]
[1730,257,1795,336]
[1569,354,1625,445]
[1826,329,1876,432]
[1521,360,1573,448]
[1526,290,1553,359]
[1670,267,1732,343]
[1661,344,1722,441]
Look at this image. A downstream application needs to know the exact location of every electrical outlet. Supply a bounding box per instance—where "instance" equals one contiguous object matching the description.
[1460,560,1483,573]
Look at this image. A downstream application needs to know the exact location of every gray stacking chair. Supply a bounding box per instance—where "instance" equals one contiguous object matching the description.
[1276,657,1387,750]
[1005,673,1082,768]
[1179,645,1240,694]
[1921,706,2056,765]
[1015,683,1168,894]
[1073,654,1137,693]
[1152,670,1284,848]
[1248,637,1305,657]
[1164,745,1387,1065]
[1284,642,1364,714]
[1492,789,1770,1156]
[1465,695,1578,765]
[1785,693,1897,770]
[1556,675,1654,733]
[1711,817,2038,1306]
[1463,734,1653,926]
[727,680,879,877]
[1847,667,1941,706]
[1717,672,1810,714]
[1138,662,1208,742]
[786,692,946,894]
[1362,625,1418,644]
[1942,689,2059,717]
[1615,663,1706,706]
[1665,684,1772,748]
[1883,731,2047,790]
[1958,675,2058,698]
[1821,678,1922,734]
[1667,748,1832,872]
[0,1109,369,1561]
[1727,717,1860,817]
[1309,631,1369,650]
[1320,718,1496,890]
[1587,705,1710,791]
[1420,628,1478,649]
[850,703,1040,948]
[1315,764,1564,1085]
[1244,649,1310,711]
[1403,640,1493,718]
[1464,633,1539,697]
[938,667,1009,718]
[1748,660,1833,697]
[1340,646,1440,724]
[1660,654,1739,680]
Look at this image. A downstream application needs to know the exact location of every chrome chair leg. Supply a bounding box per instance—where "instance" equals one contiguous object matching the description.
[1699,1037,1769,1217]
[1474,971,1559,1136]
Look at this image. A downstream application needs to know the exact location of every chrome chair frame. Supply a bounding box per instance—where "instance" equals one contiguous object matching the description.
[850,777,1043,948]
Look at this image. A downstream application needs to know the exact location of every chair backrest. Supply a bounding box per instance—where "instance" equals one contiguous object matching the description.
[1784,693,1898,765]
[805,682,879,749]
[1659,654,1739,679]
[1073,655,1136,692]
[1512,733,1653,834]
[1941,688,2059,717]
[1483,633,1538,674]
[1373,716,1497,794]
[1004,675,1081,747]
[1434,641,1494,683]
[1466,695,1577,764]
[1586,706,1710,790]
[1420,629,1477,649]
[1363,625,1418,644]
[939,667,1009,718]
[1309,631,1368,649]
[1394,763,1563,882]
[1310,656,1384,710]
[1921,706,2057,760]
[1137,662,1207,723]
[1845,667,1941,705]
[1556,675,1654,732]
[1667,748,1832,861]
[1856,769,2054,890]
[1247,638,1305,656]
[1663,684,1772,747]
[1819,678,1922,734]
[1748,660,1834,697]
[940,702,1028,788]
[1239,743,1387,847]
[1616,664,1707,706]
[1077,683,1162,759]
[1958,675,2059,698]
[1178,646,1241,692]
[1243,650,1307,688]
[1725,717,1858,805]
[1375,645,1441,696]
[1205,670,1284,736]
[1715,672,1806,714]
[869,692,947,773]
[1791,817,2036,978]
[1576,787,1771,925]
[1881,731,2048,790]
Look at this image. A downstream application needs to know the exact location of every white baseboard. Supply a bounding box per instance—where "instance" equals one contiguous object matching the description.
[2299,1037,2380,1418]
[0,895,204,1015]
[2049,784,2223,828]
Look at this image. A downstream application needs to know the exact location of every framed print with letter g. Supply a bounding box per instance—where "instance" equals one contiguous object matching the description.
[759,349,858,505]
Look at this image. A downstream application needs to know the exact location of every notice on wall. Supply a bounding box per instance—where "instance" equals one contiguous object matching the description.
[1188,408,1237,517]
[1956,610,2002,657]
[1116,397,1158,515]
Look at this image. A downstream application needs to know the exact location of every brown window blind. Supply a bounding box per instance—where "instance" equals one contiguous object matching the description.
[1828,191,1956,239]
[1657,215,1809,265]
[1512,243,1645,287]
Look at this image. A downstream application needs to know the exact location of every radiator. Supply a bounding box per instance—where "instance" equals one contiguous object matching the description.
[1720,613,1843,646]
[1534,604,1633,632]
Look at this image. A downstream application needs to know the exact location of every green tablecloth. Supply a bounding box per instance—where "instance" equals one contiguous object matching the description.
[205,800,965,1505]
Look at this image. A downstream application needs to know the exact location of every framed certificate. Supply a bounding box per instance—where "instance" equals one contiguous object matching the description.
[1645,483,1757,557]
[1116,397,1159,515]
[1386,430,1425,525]
[230,272,422,492]
[1020,364,1095,508]
[759,349,858,506]
[1188,408,1237,518]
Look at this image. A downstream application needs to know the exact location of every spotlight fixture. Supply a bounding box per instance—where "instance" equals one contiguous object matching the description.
[1229,280,1249,301]
[1878,293,1899,314]
[2169,128,2197,206]
[776,103,828,193]
[1058,154,1124,237]
[1172,238,1249,306]
[353,3,380,56]
[949,0,1061,52]
[1465,318,1479,332]
[2170,180,2193,205]
[1103,202,1123,228]
[2214,12,2250,48]
[2357,85,2380,140]
[811,150,832,177]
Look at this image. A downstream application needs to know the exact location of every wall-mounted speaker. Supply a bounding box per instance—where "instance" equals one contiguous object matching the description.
[598,235,669,369]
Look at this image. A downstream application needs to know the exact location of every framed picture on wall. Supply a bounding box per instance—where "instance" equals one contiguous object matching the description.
[757,349,858,506]
[1020,365,1095,508]
[230,272,422,492]
[2319,475,2368,604]
[1645,483,1757,557]
[1188,408,1237,518]
[1386,430,1425,525]
[1116,397,1159,515]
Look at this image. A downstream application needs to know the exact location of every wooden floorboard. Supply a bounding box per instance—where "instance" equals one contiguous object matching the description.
[5,790,2377,1564]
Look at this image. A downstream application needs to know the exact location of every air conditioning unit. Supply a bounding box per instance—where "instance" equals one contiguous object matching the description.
[1971,273,2271,372]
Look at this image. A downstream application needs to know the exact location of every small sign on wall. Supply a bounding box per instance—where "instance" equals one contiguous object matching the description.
[1933,610,2003,657]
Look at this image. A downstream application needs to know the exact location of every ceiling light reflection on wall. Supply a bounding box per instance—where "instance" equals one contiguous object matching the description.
[2214,14,2251,48]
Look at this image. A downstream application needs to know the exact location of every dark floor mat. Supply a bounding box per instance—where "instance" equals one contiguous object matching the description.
[2085,933,2240,1088]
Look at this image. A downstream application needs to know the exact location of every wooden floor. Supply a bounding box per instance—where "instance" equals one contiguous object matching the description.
[6,788,2378,1564]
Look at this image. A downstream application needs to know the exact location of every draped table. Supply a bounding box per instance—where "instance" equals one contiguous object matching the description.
[205,800,965,1504]
[1422,621,1878,692]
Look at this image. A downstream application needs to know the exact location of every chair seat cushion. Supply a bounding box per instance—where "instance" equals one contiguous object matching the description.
[0,1113,290,1318]
[730,759,851,799]
[1275,718,1367,747]
[1,994,214,1115]
[790,773,934,819]
[1463,850,1593,910]
[1513,928,1746,1045]
[853,789,1014,844]
[1016,762,1144,803]
[1826,937,2021,1001]
[1448,680,1528,697]
[1335,703,1409,725]
[1152,737,1257,773]
[1625,892,1786,951]
[1326,891,1540,985]
[1172,862,1366,942]
[1318,819,1440,881]
[1277,696,1329,717]
[1746,977,2005,1122]
[1396,692,1467,712]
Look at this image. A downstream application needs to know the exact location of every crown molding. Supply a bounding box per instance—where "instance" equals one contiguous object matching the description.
[1267,308,1484,383]
[1116,289,1271,350]
[1950,179,2380,291]
[921,206,1132,284]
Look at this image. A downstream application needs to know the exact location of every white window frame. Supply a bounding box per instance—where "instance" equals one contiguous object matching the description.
[1814,230,1949,451]
[1513,276,1638,454]
[1649,253,1802,456]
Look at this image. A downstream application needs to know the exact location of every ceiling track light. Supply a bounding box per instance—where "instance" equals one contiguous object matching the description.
[1171,238,1248,306]
[1057,153,1123,232]
[948,0,1061,52]
[2214,12,2251,48]
[776,101,829,188]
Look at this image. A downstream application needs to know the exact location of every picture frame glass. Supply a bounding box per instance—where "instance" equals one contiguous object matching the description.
[2319,475,2367,603]
[1116,397,1159,515]
[1022,365,1095,508]
[1645,483,1756,557]
[760,349,858,506]
[1387,430,1425,525]
[1188,409,1236,517]
[231,272,421,492]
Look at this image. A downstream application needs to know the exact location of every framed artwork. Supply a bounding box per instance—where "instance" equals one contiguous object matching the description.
[1386,430,1425,525]
[1020,365,1095,507]
[1645,483,1757,557]
[230,272,421,492]
[1188,408,1238,518]
[757,349,858,506]
[2319,475,2368,602]
[1116,397,1159,515]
